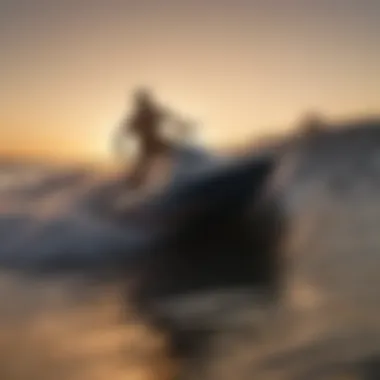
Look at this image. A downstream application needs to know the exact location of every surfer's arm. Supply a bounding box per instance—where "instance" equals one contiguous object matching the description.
[161,107,186,130]
[161,107,197,141]
[158,106,174,121]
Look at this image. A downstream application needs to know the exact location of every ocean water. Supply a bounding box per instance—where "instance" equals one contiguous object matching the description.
[0,149,221,380]
[0,161,144,269]
[2,123,380,380]
[0,143,219,270]
[0,159,175,380]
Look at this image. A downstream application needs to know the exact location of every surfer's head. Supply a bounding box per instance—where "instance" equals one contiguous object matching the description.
[133,87,155,108]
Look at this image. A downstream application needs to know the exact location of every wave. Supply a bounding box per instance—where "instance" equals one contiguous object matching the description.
[0,145,219,273]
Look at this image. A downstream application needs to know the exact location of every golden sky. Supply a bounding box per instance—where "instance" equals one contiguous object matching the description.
[1,0,380,161]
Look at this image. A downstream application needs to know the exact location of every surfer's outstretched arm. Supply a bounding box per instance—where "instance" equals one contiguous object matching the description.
[159,107,196,141]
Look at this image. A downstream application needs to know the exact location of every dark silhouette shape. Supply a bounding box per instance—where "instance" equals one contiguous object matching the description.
[115,88,187,190]
[134,153,279,291]
[131,153,282,358]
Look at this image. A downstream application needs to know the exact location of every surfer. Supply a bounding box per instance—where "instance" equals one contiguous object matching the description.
[114,88,177,189]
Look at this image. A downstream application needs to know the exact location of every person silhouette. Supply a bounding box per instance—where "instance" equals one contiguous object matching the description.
[115,88,179,190]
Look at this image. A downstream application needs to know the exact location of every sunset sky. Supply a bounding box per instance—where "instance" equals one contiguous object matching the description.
[1,0,380,161]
